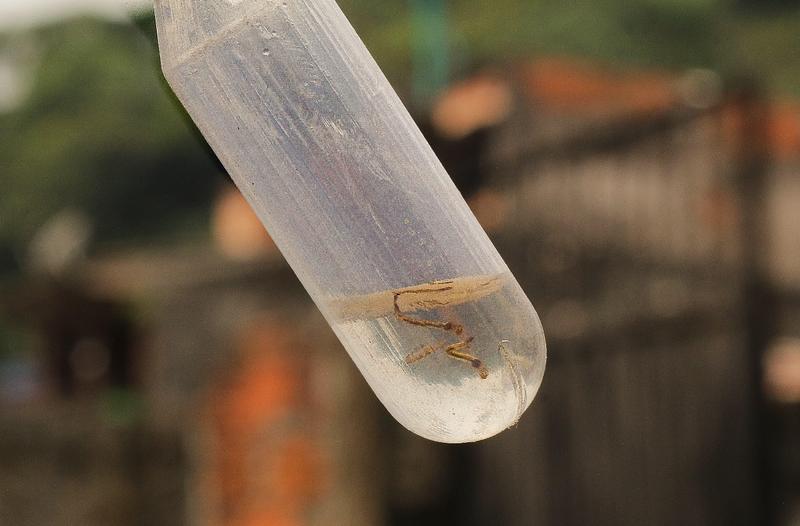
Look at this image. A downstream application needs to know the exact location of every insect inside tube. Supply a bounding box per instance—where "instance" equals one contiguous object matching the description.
[393,279,490,379]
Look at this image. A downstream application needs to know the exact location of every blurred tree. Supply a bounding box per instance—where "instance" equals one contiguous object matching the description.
[0,16,223,271]
[2,0,800,279]
[337,0,800,97]
[337,0,722,86]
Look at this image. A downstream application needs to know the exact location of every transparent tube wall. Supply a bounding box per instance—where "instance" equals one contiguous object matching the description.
[154,0,545,443]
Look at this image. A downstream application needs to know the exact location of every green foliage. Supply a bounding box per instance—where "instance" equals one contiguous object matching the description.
[337,0,724,85]
[0,16,223,264]
[339,0,799,96]
[722,8,800,97]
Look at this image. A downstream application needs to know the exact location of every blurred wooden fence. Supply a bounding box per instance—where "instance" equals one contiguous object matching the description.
[3,81,794,526]
[465,90,769,526]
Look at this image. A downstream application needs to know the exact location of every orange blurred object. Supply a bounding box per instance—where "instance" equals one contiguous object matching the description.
[208,319,325,526]
[520,57,677,117]
[212,186,277,261]
[768,102,800,159]
[431,72,512,139]
[765,338,800,403]
[468,189,511,233]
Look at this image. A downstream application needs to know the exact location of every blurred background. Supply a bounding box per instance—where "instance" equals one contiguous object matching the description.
[1,0,799,524]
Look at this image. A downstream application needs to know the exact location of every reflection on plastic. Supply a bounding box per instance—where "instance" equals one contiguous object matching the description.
[153,0,545,442]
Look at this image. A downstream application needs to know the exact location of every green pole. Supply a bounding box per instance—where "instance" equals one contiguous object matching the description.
[410,0,450,108]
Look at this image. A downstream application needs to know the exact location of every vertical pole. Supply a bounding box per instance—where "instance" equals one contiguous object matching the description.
[409,0,450,108]
[735,79,775,526]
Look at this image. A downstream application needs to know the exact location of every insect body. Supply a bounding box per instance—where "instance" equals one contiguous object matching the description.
[393,281,489,379]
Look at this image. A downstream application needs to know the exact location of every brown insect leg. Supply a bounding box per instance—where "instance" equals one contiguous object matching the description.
[393,291,464,335]
[393,283,484,377]
[405,343,440,365]
[444,337,488,379]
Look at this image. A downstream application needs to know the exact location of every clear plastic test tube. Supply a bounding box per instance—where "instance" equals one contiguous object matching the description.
[154,0,545,443]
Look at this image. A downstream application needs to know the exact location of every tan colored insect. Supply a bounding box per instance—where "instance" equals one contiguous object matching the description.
[391,277,506,379]
[326,274,508,379]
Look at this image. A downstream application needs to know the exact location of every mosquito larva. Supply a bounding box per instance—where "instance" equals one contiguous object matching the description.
[393,283,487,379]
[323,273,545,442]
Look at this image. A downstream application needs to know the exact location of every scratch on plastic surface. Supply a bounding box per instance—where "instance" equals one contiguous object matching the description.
[498,339,527,427]
[326,119,347,137]
[365,202,386,236]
